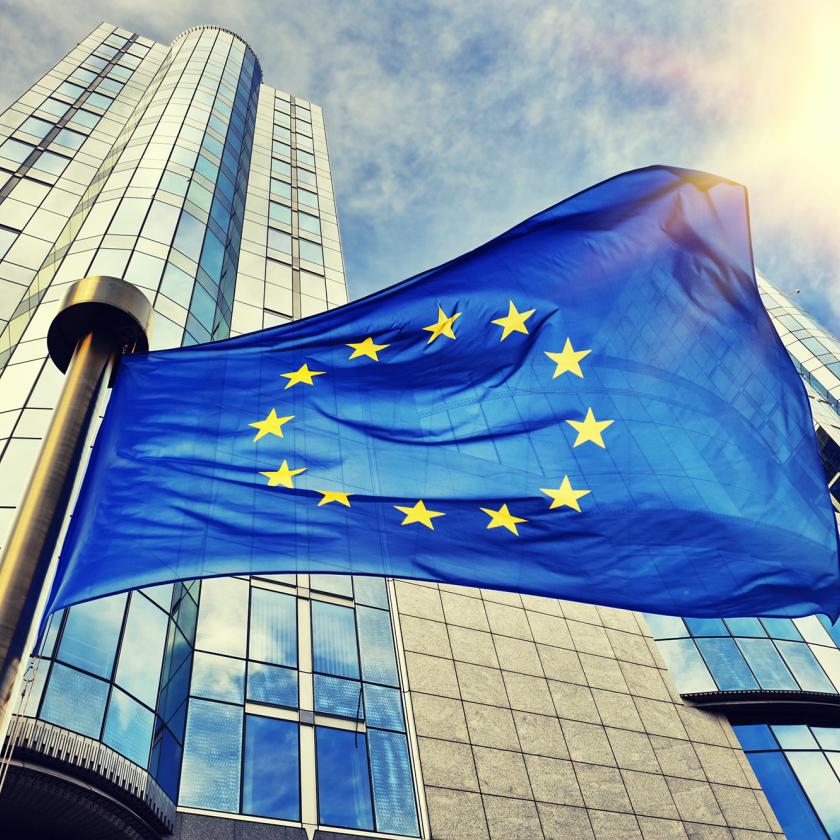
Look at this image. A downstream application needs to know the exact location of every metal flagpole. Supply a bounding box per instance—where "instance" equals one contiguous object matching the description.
[0,276,152,743]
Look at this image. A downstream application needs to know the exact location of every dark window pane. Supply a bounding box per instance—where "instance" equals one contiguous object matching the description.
[249,587,297,666]
[103,687,155,767]
[40,663,108,738]
[314,674,362,718]
[368,730,419,835]
[316,727,373,830]
[357,606,398,686]
[745,752,828,840]
[180,698,242,811]
[733,724,776,751]
[243,715,300,820]
[58,593,126,677]
[696,638,759,690]
[247,662,297,707]
[312,601,359,678]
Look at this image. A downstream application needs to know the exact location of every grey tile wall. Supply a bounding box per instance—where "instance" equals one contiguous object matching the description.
[394,580,785,840]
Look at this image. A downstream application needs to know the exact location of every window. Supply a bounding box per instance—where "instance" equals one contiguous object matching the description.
[243,715,300,819]
[18,116,53,139]
[0,138,35,164]
[40,663,109,738]
[312,601,359,678]
[269,201,291,225]
[69,109,100,129]
[180,698,243,811]
[58,594,126,678]
[316,727,374,830]
[249,587,297,666]
[31,150,70,176]
[736,724,840,839]
[103,688,155,766]
[299,240,323,266]
[52,128,86,150]
[268,228,292,254]
[298,211,320,235]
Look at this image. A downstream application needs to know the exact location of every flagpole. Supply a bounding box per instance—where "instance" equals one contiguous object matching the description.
[0,276,151,741]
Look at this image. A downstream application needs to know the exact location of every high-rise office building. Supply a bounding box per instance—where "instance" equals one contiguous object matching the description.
[0,21,838,840]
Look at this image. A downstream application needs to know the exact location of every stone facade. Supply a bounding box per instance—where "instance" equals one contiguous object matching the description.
[395,580,785,840]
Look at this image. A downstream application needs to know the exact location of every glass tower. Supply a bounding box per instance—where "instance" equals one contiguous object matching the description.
[2,21,840,840]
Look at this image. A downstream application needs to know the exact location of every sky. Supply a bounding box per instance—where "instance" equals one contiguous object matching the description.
[1,0,838,333]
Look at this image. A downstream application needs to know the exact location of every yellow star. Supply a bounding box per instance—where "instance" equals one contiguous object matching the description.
[423,306,461,344]
[281,363,325,389]
[317,490,352,507]
[394,499,445,529]
[260,459,306,488]
[491,300,535,341]
[346,336,390,361]
[545,338,591,378]
[480,503,527,535]
[540,476,591,512]
[566,407,614,448]
[249,408,294,442]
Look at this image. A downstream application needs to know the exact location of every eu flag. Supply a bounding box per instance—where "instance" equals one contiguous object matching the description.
[48,166,840,618]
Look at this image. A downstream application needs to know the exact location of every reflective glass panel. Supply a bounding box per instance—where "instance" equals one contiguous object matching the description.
[368,729,419,836]
[696,638,759,690]
[735,638,798,690]
[311,574,353,598]
[776,641,835,692]
[653,639,716,693]
[761,618,802,641]
[312,601,359,678]
[103,687,154,767]
[58,593,126,678]
[787,752,840,836]
[249,587,297,666]
[195,577,248,656]
[745,751,828,840]
[299,240,323,265]
[364,683,405,731]
[314,674,363,718]
[115,593,168,706]
[40,663,108,738]
[268,201,291,225]
[353,576,388,609]
[31,151,70,175]
[191,652,245,703]
[180,699,243,811]
[243,715,300,820]
[725,618,766,637]
[247,662,297,707]
[357,606,398,686]
[316,727,374,830]
[0,138,34,164]
[267,228,291,254]
[19,117,52,138]
[53,128,86,150]
[69,109,100,129]
[685,618,728,636]
[772,725,819,749]
[734,724,775,751]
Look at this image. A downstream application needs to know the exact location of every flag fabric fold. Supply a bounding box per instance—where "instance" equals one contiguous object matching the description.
[48,166,840,618]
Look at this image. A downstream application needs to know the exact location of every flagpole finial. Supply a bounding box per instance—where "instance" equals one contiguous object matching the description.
[47,275,153,375]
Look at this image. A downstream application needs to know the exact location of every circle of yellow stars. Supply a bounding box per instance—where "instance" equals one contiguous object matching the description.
[250,299,615,536]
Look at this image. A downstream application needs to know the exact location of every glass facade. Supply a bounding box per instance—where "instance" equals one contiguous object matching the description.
[180,573,419,834]
[2,22,419,838]
[647,274,840,840]
[736,724,840,839]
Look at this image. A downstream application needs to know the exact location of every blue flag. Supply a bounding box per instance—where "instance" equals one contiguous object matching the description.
[48,166,840,618]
